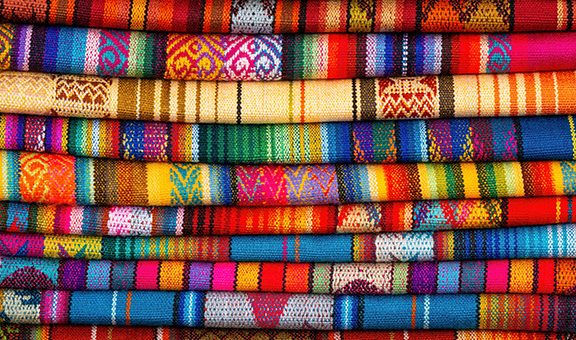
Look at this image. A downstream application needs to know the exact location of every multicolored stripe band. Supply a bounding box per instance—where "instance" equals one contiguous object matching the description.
[2,257,574,295]
[4,70,576,124]
[1,326,572,340]
[2,0,574,33]
[1,224,574,262]
[3,150,576,206]
[2,24,576,80]
[1,290,574,331]
[4,114,576,164]
[3,196,574,236]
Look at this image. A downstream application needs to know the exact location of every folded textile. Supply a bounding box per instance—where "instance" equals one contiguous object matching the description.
[6,114,576,164]
[4,71,576,124]
[2,224,573,262]
[3,24,576,80]
[3,257,574,295]
[3,150,576,206]
[2,0,573,34]
[1,290,574,331]
[3,196,573,236]
[1,326,573,340]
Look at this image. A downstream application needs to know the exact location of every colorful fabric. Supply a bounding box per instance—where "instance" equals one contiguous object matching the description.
[2,0,574,34]
[1,224,574,262]
[3,71,576,124]
[3,150,576,206]
[5,114,576,164]
[3,196,574,236]
[0,71,576,124]
[0,290,574,331]
[1,326,573,340]
[2,257,575,295]
[2,24,576,81]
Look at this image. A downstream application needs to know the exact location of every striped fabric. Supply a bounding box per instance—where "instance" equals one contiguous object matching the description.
[1,290,574,331]
[3,70,576,124]
[3,196,573,236]
[1,326,573,340]
[2,257,574,295]
[0,325,572,340]
[2,24,576,80]
[2,0,574,33]
[4,114,576,164]
[3,150,576,206]
[1,224,574,262]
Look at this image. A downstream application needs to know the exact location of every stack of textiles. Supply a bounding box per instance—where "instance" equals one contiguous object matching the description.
[0,0,576,339]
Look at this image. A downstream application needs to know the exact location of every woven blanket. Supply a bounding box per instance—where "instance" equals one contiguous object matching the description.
[2,0,573,34]
[4,150,576,206]
[3,196,573,236]
[2,224,573,262]
[2,24,576,81]
[6,114,576,164]
[4,71,576,124]
[1,290,574,331]
[3,257,574,295]
[1,326,573,340]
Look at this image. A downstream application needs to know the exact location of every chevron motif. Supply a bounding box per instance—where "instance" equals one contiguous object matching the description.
[376,76,439,119]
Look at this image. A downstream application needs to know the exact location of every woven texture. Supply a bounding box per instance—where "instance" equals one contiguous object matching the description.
[1,224,574,262]
[4,71,576,124]
[1,326,573,340]
[2,24,576,80]
[4,150,576,206]
[2,257,574,295]
[1,290,575,331]
[2,0,574,33]
[5,114,576,164]
[3,196,574,236]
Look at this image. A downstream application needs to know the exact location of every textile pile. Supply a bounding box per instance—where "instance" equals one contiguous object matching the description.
[0,1,575,339]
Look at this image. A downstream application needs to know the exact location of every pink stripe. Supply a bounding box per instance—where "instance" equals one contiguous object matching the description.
[135,261,160,290]
[484,259,509,293]
[54,205,72,234]
[3,114,19,149]
[50,117,66,153]
[211,262,237,291]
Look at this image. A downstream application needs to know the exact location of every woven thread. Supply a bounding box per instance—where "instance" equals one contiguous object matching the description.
[3,71,576,124]
[2,257,574,295]
[1,224,574,262]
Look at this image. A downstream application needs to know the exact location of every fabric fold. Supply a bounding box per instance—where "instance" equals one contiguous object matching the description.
[0,326,573,340]
[5,114,576,164]
[3,71,576,124]
[2,257,574,295]
[1,290,574,331]
[1,0,573,34]
[2,197,573,236]
[2,150,576,206]
[1,224,574,262]
[3,24,576,80]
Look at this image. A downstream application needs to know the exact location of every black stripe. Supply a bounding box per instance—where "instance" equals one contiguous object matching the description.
[297,1,307,33]
[438,75,455,118]
[236,82,242,124]
[440,35,452,75]
[568,0,574,30]
[359,79,377,121]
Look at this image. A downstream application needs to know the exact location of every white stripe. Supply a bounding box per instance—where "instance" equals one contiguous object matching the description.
[111,291,118,325]
[423,295,431,329]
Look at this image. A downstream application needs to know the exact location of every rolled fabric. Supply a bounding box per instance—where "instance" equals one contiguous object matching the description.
[3,71,576,124]
[1,290,574,331]
[1,224,574,262]
[1,0,573,34]
[2,257,574,295]
[5,114,576,164]
[1,326,573,340]
[2,150,576,206]
[2,197,573,236]
[2,24,576,80]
